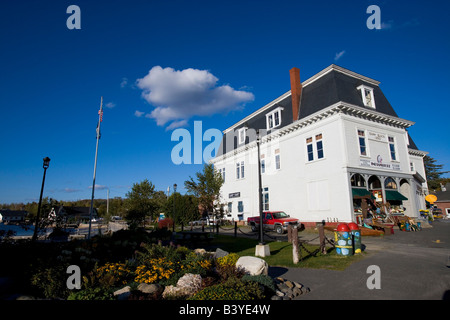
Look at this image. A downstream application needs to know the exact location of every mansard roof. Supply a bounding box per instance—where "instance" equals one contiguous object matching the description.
[216,65,417,158]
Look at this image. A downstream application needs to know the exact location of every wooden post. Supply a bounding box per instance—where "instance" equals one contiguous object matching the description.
[287,224,293,243]
[234,222,237,237]
[202,221,205,232]
[318,222,327,255]
[292,225,299,264]
[216,223,219,234]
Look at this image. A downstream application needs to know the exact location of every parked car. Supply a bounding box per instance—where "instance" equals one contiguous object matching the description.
[190,217,209,226]
[247,211,299,234]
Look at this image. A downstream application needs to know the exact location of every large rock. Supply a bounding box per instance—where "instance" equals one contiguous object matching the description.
[137,283,164,296]
[214,248,229,259]
[113,286,131,300]
[177,273,202,293]
[235,256,268,276]
[162,273,202,299]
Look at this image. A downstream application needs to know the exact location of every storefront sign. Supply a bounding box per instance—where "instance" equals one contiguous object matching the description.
[368,131,388,143]
[360,155,400,171]
[229,192,240,198]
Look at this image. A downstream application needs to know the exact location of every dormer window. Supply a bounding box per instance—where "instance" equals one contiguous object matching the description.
[238,127,247,145]
[357,85,376,109]
[266,107,283,130]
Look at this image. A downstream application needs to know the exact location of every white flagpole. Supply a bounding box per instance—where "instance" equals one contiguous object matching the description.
[88,97,103,239]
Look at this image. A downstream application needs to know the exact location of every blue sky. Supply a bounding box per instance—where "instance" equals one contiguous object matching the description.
[1,0,449,204]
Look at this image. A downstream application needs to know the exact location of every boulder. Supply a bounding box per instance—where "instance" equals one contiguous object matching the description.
[194,248,207,255]
[177,273,202,293]
[113,286,131,300]
[235,256,268,276]
[214,248,229,259]
[137,283,164,296]
[162,273,202,299]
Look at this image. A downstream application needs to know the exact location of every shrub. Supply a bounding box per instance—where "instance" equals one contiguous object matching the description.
[30,264,72,299]
[134,258,176,284]
[216,253,239,268]
[67,287,114,300]
[136,243,188,264]
[158,218,174,230]
[241,274,276,293]
[94,262,135,288]
[215,253,244,282]
[189,277,265,300]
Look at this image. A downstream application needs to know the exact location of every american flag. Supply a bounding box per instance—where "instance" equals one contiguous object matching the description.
[98,108,103,122]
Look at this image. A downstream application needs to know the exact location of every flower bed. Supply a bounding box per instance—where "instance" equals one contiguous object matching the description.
[66,243,275,300]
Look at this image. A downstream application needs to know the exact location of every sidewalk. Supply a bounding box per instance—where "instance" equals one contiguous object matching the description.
[269,220,450,300]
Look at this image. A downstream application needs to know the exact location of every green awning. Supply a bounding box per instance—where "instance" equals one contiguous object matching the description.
[352,188,375,199]
[385,190,408,201]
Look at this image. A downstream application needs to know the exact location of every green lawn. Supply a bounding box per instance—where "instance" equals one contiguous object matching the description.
[210,234,366,271]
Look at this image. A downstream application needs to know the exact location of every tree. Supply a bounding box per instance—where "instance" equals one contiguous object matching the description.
[125,179,158,228]
[165,193,200,225]
[424,155,450,191]
[184,163,224,218]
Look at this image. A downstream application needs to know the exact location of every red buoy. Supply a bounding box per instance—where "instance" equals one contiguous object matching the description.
[347,222,359,230]
[337,223,350,232]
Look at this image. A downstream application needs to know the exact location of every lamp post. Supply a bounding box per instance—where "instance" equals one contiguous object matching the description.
[32,157,51,242]
[254,129,270,257]
[173,183,177,232]
[256,130,264,245]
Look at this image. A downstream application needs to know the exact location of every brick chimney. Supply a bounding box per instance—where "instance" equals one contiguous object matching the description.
[289,67,302,121]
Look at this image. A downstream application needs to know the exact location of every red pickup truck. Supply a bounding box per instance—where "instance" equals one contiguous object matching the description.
[247,211,299,234]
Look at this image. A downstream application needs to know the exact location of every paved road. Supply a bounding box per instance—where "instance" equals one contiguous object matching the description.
[269,220,450,300]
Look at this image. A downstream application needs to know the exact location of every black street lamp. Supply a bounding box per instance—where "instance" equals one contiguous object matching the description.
[256,130,264,245]
[172,183,177,232]
[32,157,50,242]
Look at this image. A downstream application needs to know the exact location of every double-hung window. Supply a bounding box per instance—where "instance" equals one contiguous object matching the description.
[262,187,269,211]
[316,134,324,159]
[358,130,368,156]
[266,107,283,130]
[236,161,245,179]
[238,127,247,145]
[357,85,376,109]
[275,149,281,170]
[306,137,314,161]
[219,167,225,183]
[237,201,244,213]
[306,134,324,162]
[388,136,397,161]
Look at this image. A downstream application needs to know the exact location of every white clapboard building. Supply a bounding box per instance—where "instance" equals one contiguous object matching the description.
[211,64,428,226]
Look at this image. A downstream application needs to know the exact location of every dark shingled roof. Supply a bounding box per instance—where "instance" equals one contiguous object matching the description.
[299,69,398,119]
[216,65,415,157]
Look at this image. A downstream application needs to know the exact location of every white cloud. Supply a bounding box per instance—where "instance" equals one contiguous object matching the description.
[380,20,394,30]
[88,184,108,190]
[120,77,128,88]
[334,50,346,61]
[379,19,419,31]
[134,110,145,117]
[165,119,188,131]
[105,102,115,109]
[136,66,254,128]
